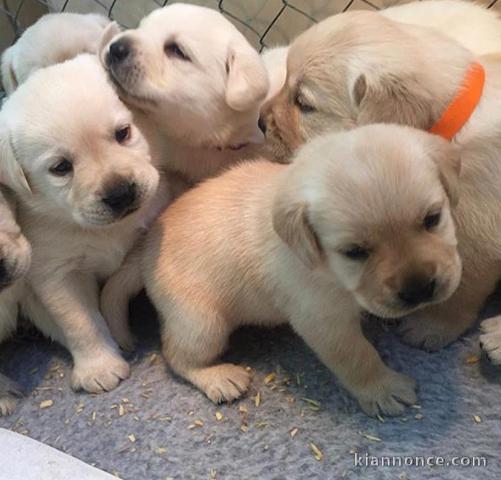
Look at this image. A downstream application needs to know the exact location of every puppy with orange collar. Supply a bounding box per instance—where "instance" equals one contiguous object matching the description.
[261,10,501,355]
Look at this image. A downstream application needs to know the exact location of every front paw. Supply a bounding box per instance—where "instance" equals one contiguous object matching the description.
[0,375,23,416]
[397,313,462,351]
[71,350,130,393]
[480,315,501,365]
[355,369,417,417]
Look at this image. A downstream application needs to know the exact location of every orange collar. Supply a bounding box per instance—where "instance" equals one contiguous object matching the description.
[429,62,485,141]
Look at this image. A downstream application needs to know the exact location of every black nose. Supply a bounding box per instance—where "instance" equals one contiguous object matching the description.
[102,181,137,215]
[258,116,267,134]
[108,40,131,64]
[398,276,436,307]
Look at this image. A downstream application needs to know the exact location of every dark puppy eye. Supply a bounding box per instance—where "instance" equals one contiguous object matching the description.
[294,92,316,113]
[164,42,190,61]
[342,245,370,261]
[424,210,442,230]
[115,124,131,144]
[50,158,73,176]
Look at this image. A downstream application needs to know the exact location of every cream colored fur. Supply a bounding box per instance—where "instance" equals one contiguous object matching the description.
[261,0,501,113]
[263,10,501,355]
[98,4,274,183]
[101,124,462,416]
[382,0,501,56]
[0,189,31,416]
[0,54,170,394]
[1,12,109,94]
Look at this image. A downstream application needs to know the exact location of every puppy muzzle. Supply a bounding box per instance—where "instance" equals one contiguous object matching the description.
[101,180,140,219]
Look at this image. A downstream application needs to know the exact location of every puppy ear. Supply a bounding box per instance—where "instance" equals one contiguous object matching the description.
[272,195,323,269]
[225,40,269,112]
[353,73,434,129]
[0,128,31,194]
[98,21,122,63]
[1,47,18,95]
[429,140,461,207]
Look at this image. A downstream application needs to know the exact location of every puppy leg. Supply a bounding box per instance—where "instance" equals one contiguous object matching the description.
[480,316,501,364]
[33,272,130,393]
[160,304,250,404]
[0,373,22,416]
[398,268,499,351]
[291,311,416,417]
[0,292,22,416]
[100,248,144,352]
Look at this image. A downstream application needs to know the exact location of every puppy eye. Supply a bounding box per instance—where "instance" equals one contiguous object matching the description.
[342,245,370,261]
[49,158,73,176]
[115,124,131,144]
[424,210,442,230]
[164,42,190,62]
[294,92,316,113]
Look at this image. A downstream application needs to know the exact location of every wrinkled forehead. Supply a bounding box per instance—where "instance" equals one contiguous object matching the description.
[3,71,131,158]
[137,5,235,45]
[311,143,445,240]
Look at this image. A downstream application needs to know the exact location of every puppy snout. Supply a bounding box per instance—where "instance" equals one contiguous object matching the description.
[108,39,131,64]
[258,116,267,135]
[102,180,138,216]
[398,276,436,307]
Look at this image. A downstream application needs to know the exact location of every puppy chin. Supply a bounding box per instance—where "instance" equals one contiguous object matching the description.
[73,211,118,228]
[108,68,155,110]
[265,134,294,163]
[356,275,461,320]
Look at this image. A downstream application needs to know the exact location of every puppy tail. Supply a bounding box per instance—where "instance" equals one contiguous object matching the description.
[101,244,145,352]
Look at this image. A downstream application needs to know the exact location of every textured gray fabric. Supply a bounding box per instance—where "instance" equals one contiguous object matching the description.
[1,292,500,480]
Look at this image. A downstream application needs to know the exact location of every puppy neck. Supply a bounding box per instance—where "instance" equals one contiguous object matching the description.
[429,62,485,141]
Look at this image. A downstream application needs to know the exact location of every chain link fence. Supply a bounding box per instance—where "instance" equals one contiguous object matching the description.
[1,0,500,61]
[3,0,497,55]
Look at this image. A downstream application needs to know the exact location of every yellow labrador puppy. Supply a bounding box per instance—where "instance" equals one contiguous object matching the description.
[261,10,501,353]
[0,54,167,393]
[98,4,270,182]
[259,0,501,117]
[0,188,31,415]
[1,12,109,94]
[101,124,461,416]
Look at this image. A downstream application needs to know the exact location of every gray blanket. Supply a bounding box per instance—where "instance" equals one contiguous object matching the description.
[1,292,500,479]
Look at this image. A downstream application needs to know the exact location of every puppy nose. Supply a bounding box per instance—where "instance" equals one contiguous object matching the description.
[109,40,130,63]
[102,181,137,214]
[398,276,436,307]
[258,116,267,135]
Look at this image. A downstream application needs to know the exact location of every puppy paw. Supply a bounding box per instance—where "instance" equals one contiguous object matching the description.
[480,316,501,365]
[397,314,460,351]
[200,364,251,404]
[0,395,18,416]
[71,350,130,393]
[356,370,417,417]
[0,375,23,416]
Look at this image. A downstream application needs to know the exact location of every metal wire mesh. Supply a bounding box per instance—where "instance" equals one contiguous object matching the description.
[1,0,500,55]
[1,0,496,55]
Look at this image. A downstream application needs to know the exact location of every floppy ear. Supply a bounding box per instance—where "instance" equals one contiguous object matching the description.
[352,72,434,129]
[1,47,18,95]
[98,21,122,64]
[272,192,323,268]
[429,140,461,207]
[0,128,31,194]
[225,39,269,112]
